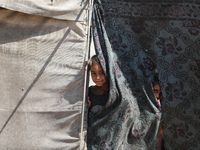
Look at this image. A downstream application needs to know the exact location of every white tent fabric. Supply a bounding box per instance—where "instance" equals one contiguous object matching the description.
[0,0,88,21]
[0,0,91,149]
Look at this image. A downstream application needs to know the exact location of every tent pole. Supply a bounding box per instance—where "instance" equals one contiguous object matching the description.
[80,0,94,149]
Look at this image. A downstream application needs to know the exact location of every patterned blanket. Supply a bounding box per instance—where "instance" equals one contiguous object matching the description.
[87,0,200,150]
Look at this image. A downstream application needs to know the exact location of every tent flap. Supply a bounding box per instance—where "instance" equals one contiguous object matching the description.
[0,0,88,21]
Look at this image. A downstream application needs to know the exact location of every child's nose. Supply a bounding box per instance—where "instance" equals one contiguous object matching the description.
[155,93,160,98]
[96,74,100,79]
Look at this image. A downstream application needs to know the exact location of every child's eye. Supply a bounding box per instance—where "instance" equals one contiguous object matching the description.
[100,71,104,75]
[154,90,161,94]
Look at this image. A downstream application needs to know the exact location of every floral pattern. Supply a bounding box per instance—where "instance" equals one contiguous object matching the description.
[165,82,186,101]
[168,123,193,139]
[190,60,200,79]
[156,36,183,55]
[109,33,127,52]
[88,0,200,149]
[137,57,156,78]
[183,21,200,36]
[193,108,200,119]
[124,18,146,34]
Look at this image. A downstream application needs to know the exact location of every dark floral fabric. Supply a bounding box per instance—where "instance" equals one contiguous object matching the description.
[87,0,200,149]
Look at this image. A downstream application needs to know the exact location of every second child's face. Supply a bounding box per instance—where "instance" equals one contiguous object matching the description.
[154,82,162,99]
[91,64,108,87]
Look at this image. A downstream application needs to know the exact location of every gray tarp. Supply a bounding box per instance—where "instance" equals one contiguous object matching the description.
[0,0,91,149]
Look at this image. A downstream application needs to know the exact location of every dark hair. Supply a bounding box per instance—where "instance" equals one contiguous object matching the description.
[154,73,159,84]
[88,55,100,67]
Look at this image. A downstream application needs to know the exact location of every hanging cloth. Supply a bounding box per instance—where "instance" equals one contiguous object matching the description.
[87,0,161,149]
[88,0,200,150]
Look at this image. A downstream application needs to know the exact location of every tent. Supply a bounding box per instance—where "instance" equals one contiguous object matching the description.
[0,0,92,149]
[1,0,200,150]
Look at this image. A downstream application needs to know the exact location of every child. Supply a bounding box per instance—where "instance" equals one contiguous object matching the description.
[153,73,165,150]
[153,78,162,108]
[87,55,109,123]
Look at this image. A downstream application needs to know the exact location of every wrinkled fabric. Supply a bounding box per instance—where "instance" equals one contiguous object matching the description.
[88,0,200,150]
[0,0,88,22]
[0,4,89,149]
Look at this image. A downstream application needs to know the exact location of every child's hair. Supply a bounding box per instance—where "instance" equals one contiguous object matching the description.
[152,69,159,85]
[154,73,159,83]
[88,55,100,67]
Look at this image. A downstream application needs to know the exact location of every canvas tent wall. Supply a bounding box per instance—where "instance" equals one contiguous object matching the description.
[0,0,92,149]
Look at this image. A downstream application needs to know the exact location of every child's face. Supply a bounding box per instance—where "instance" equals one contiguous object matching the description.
[91,64,108,87]
[154,82,162,99]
